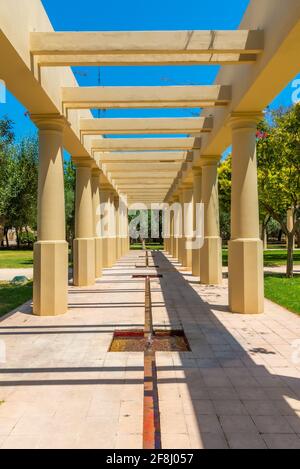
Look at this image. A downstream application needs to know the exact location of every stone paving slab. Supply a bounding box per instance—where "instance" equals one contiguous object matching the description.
[0,268,33,281]
[0,250,299,449]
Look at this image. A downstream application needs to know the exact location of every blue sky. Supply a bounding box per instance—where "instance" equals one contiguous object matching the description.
[0,0,299,149]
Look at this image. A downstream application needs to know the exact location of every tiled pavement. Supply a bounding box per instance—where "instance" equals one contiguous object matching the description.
[0,250,300,449]
[0,268,33,281]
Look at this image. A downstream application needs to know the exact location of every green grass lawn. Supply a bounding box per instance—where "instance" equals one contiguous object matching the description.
[0,281,33,317]
[222,248,300,267]
[0,250,33,268]
[0,247,299,317]
[264,274,300,315]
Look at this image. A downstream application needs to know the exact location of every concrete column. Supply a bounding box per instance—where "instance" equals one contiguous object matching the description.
[32,115,68,316]
[178,189,185,266]
[114,195,121,261]
[228,113,264,314]
[107,191,116,266]
[170,203,174,258]
[126,205,130,253]
[182,184,194,270]
[121,198,129,256]
[119,196,125,256]
[192,168,202,278]
[91,168,102,278]
[200,157,222,285]
[99,187,110,268]
[165,237,169,253]
[164,206,169,253]
[172,195,180,260]
[73,159,95,286]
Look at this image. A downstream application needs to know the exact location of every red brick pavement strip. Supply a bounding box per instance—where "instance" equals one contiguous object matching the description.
[143,351,161,449]
[143,275,162,449]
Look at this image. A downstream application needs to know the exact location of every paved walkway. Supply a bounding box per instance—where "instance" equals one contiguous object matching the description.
[0,264,299,282]
[0,251,300,449]
[0,268,33,281]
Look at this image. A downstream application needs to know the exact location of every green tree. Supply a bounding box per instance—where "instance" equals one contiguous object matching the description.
[1,138,38,247]
[257,105,300,277]
[0,117,38,248]
[0,117,15,246]
[64,160,76,246]
[0,116,14,149]
[218,105,300,276]
[218,155,231,241]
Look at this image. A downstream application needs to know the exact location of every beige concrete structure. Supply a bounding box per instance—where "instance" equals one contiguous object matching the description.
[99,186,111,269]
[182,185,194,270]
[192,168,202,277]
[107,190,117,267]
[92,137,201,152]
[91,168,103,278]
[73,159,96,287]
[199,157,222,285]
[228,113,264,314]
[30,29,264,58]
[80,117,213,135]
[0,0,299,318]
[32,115,68,316]
[62,85,231,110]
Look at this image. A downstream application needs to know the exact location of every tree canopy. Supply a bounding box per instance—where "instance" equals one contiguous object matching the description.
[218,104,300,276]
[0,116,76,248]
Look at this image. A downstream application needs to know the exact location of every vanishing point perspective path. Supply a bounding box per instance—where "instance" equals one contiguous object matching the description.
[0,250,300,449]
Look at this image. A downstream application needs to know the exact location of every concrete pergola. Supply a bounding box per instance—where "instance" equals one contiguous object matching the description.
[0,0,299,316]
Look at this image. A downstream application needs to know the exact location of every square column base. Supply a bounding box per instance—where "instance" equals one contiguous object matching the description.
[200,236,222,285]
[107,238,116,267]
[178,238,185,266]
[33,240,68,316]
[116,237,122,260]
[173,238,179,260]
[184,237,193,270]
[101,237,108,268]
[192,250,200,277]
[122,237,128,256]
[95,237,103,278]
[228,238,264,314]
[73,238,95,286]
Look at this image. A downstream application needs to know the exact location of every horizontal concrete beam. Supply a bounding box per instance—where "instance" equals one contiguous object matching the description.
[62,86,231,109]
[123,189,168,193]
[105,163,182,171]
[112,173,177,179]
[98,152,186,162]
[117,184,170,188]
[31,30,264,55]
[92,138,201,152]
[128,201,164,204]
[80,117,213,135]
[35,53,258,67]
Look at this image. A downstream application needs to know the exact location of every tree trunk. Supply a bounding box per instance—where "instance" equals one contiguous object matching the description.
[296,229,300,249]
[25,227,29,248]
[261,217,270,250]
[286,232,294,278]
[16,228,20,250]
[4,227,9,248]
[278,229,283,243]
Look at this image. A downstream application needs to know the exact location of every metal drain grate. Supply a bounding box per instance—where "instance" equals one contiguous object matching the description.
[132,274,163,279]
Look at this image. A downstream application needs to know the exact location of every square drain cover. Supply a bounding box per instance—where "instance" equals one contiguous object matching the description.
[109,330,190,352]
[132,274,163,279]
